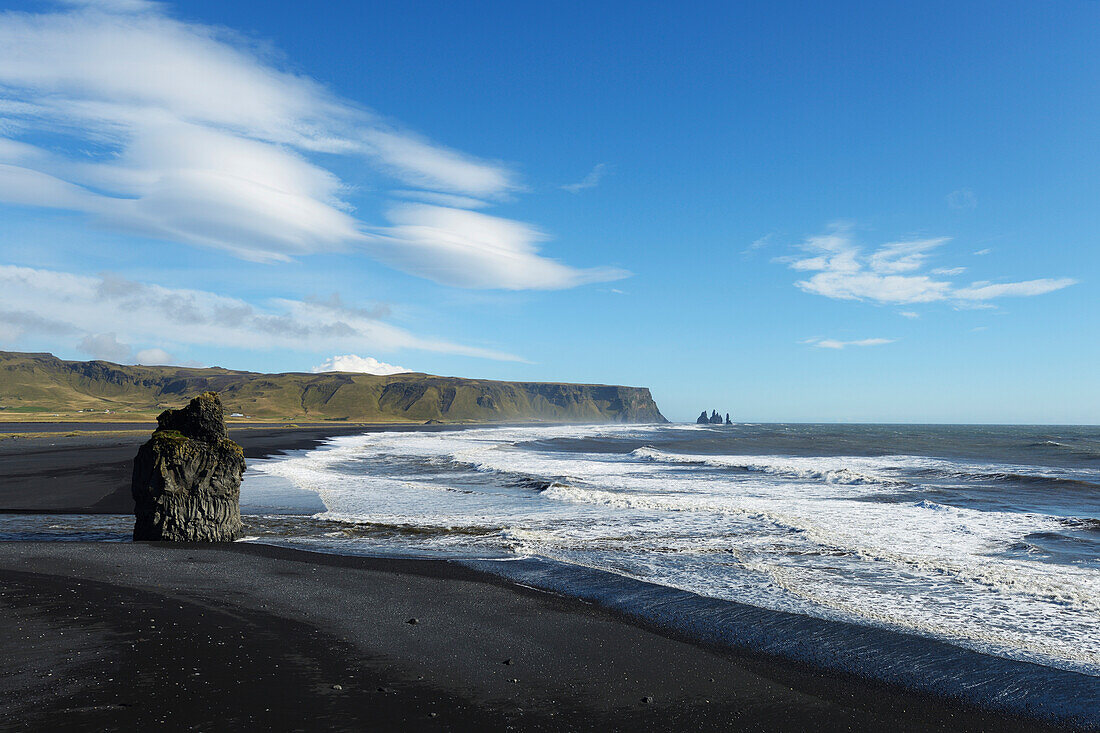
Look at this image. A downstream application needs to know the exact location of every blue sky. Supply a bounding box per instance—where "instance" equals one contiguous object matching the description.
[0,0,1096,422]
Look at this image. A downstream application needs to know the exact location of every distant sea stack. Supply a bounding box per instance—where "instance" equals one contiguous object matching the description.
[132,392,245,542]
[697,410,733,425]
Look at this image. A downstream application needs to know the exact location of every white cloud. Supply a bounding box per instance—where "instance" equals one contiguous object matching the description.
[786,224,1075,305]
[899,311,920,319]
[867,238,949,274]
[78,331,131,361]
[311,354,411,375]
[973,248,992,255]
[0,264,523,362]
[0,2,620,289]
[363,130,514,197]
[931,266,966,275]
[367,204,628,289]
[952,278,1077,301]
[561,163,609,193]
[805,337,896,350]
[389,190,490,209]
[134,347,174,364]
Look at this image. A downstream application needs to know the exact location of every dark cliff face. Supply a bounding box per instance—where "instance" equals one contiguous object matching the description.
[132,392,244,542]
[0,351,667,424]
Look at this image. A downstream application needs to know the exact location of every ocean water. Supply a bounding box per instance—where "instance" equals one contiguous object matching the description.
[242,422,1100,681]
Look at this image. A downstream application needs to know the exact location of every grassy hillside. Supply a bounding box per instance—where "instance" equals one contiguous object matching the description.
[0,352,666,424]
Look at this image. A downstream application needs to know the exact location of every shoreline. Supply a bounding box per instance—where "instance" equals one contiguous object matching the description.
[0,541,1075,732]
[461,554,1099,728]
[2,424,1095,730]
[0,420,643,514]
[0,423,436,514]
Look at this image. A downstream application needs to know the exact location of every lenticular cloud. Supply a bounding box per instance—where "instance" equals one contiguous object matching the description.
[0,2,625,289]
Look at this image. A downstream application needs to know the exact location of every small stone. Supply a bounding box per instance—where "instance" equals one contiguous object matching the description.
[331,684,342,690]
[406,618,419,625]
[503,658,513,665]
[428,712,438,718]
[642,696,654,704]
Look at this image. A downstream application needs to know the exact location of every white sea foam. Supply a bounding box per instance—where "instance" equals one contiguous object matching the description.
[245,424,1100,676]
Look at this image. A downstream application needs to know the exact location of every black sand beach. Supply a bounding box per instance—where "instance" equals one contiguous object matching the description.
[0,541,1067,733]
[0,426,1082,731]
[0,424,416,513]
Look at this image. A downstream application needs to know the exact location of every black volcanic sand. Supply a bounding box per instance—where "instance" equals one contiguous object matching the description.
[0,424,1081,731]
[0,424,422,513]
[0,542,1066,733]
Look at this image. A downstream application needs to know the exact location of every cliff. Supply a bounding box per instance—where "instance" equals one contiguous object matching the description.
[0,351,667,424]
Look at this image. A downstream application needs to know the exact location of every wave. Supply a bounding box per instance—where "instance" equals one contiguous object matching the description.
[912,467,1100,491]
[538,482,1100,611]
[1025,440,1100,459]
[630,447,912,486]
[1063,517,1100,533]
[631,447,1100,491]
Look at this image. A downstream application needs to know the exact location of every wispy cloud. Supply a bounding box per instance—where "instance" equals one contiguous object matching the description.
[367,204,629,289]
[783,224,1075,305]
[952,279,1077,301]
[899,311,920,319]
[312,354,411,375]
[973,248,992,256]
[804,337,896,350]
[0,2,625,289]
[946,189,977,210]
[561,163,609,193]
[389,190,490,209]
[742,233,777,256]
[0,264,524,362]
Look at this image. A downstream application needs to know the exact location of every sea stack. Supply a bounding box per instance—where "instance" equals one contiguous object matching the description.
[132,391,245,541]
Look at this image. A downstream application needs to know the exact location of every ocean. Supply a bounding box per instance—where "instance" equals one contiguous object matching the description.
[238,423,1100,682]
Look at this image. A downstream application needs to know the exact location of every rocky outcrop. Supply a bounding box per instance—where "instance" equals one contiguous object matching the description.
[725,413,732,425]
[697,411,710,424]
[132,392,245,541]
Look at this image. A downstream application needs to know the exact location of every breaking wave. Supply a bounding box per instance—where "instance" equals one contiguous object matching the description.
[244,422,1100,679]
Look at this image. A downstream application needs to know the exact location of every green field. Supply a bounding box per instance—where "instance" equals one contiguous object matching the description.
[0,351,666,424]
